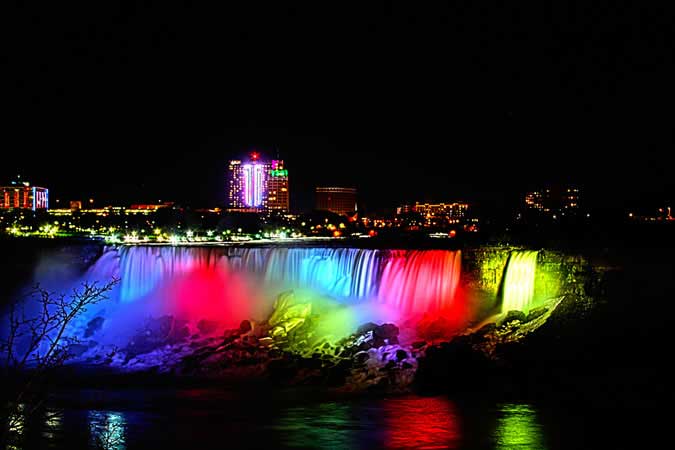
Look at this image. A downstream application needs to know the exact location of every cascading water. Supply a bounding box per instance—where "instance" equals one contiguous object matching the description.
[501,250,539,314]
[17,245,470,363]
[116,246,226,302]
[378,250,462,313]
[84,246,462,315]
[230,247,382,299]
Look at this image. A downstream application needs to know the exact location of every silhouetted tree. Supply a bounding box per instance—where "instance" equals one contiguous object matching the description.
[0,278,118,448]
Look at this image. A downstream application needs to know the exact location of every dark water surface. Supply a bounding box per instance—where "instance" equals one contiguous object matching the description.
[12,385,663,449]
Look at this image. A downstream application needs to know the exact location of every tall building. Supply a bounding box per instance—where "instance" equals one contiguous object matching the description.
[266,160,290,213]
[315,187,357,216]
[227,152,289,213]
[1,179,48,211]
[228,159,246,209]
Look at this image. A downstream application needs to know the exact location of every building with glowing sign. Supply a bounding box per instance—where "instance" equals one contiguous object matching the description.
[267,160,289,212]
[1,178,49,211]
[227,153,289,213]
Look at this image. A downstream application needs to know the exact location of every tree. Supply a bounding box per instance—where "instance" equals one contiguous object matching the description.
[1,278,118,449]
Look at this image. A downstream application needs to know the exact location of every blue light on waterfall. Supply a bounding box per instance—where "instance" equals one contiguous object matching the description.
[87,246,462,314]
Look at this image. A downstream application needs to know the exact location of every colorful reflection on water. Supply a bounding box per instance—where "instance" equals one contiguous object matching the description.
[383,396,461,449]
[274,402,358,449]
[494,404,547,450]
[8,390,565,449]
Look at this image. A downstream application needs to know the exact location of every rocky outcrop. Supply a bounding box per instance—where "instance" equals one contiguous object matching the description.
[196,319,222,335]
[123,315,190,361]
[71,270,598,395]
[70,290,419,393]
[84,316,105,338]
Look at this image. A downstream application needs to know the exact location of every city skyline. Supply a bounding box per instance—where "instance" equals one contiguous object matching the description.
[4,3,673,212]
[1,162,672,217]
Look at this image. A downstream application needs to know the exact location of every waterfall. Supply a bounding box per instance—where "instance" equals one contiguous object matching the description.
[230,247,382,299]
[378,250,462,313]
[501,250,538,314]
[84,246,462,314]
[115,246,227,303]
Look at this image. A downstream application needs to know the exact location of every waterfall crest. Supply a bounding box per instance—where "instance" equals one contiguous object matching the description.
[86,246,462,314]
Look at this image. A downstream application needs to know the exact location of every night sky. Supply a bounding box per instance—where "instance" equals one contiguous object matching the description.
[4,2,674,213]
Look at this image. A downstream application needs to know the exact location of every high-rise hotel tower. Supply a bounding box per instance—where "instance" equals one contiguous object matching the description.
[227,152,289,213]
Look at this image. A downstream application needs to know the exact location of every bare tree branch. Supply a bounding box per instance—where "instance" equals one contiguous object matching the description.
[1,277,119,448]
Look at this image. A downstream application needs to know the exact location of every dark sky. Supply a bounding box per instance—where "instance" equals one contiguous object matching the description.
[3,2,674,213]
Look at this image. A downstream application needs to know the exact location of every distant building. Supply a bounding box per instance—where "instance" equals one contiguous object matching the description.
[413,202,468,218]
[396,204,414,215]
[228,159,246,210]
[129,202,173,211]
[525,186,580,217]
[228,152,289,213]
[0,178,48,211]
[396,202,469,228]
[266,160,290,213]
[315,187,357,216]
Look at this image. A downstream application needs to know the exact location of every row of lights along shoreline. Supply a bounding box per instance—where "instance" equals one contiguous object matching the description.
[1,151,672,243]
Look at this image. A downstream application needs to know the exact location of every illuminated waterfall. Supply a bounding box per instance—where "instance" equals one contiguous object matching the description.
[86,246,463,314]
[378,250,462,313]
[501,250,538,314]
[230,247,382,299]
[84,246,227,303]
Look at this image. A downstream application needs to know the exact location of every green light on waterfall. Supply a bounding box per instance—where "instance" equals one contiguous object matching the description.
[268,290,357,354]
[313,304,356,345]
[502,251,538,314]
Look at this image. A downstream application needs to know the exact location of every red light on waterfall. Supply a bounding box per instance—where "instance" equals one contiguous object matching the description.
[415,284,472,342]
[379,250,462,315]
[161,267,259,328]
[449,230,457,238]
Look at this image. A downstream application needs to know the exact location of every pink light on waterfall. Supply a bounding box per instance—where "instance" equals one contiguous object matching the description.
[157,266,261,328]
[86,246,472,343]
[378,250,462,314]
